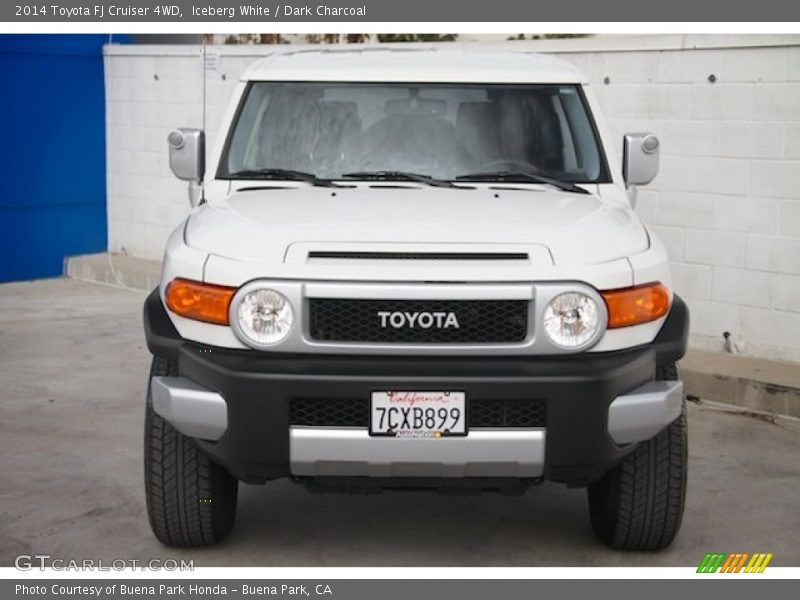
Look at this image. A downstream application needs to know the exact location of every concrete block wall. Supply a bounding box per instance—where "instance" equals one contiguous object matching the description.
[557,39,800,363]
[103,35,800,362]
[105,46,246,259]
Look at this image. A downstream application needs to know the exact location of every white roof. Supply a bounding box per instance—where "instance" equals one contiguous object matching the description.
[241,45,586,84]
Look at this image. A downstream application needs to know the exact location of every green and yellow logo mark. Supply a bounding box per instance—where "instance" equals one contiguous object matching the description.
[697,553,773,573]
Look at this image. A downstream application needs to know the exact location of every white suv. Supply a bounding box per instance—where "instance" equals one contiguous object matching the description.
[143,46,688,550]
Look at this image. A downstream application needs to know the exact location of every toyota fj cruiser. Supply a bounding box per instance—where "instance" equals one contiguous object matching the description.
[143,46,689,550]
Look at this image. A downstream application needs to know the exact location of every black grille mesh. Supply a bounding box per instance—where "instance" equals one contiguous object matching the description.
[468,399,546,428]
[308,299,528,343]
[291,398,546,428]
[290,398,369,428]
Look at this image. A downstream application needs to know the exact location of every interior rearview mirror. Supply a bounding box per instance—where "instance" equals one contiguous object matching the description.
[623,132,660,187]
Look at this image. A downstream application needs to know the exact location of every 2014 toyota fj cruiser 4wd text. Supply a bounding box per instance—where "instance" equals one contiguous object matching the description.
[143,47,689,550]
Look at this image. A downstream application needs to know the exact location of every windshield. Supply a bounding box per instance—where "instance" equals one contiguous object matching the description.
[220,82,609,183]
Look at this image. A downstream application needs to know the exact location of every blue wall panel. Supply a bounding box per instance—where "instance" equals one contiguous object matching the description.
[0,34,112,282]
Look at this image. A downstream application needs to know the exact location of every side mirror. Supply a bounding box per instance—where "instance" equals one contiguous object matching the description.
[167,128,205,181]
[623,132,660,187]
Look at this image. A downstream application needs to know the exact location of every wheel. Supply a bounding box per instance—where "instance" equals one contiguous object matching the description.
[587,363,687,550]
[144,356,238,547]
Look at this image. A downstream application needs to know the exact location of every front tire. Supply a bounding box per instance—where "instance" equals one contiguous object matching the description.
[144,356,238,547]
[587,363,688,550]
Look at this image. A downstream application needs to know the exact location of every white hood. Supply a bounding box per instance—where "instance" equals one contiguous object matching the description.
[185,186,647,266]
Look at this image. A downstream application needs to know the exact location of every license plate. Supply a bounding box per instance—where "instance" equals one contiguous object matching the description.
[370,391,467,437]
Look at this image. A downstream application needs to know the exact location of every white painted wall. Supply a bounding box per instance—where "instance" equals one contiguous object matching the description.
[103,35,800,362]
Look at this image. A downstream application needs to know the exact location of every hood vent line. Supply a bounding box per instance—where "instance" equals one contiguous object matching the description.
[307,251,529,261]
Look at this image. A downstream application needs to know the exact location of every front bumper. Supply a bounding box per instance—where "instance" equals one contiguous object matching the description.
[144,289,688,486]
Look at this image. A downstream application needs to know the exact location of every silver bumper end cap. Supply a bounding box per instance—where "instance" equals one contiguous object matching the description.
[608,380,684,445]
[150,376,228,441]
[290,427,545,478]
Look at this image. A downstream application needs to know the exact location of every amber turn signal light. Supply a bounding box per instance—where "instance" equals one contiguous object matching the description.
[165,278,236,325]
[602,282,670,329]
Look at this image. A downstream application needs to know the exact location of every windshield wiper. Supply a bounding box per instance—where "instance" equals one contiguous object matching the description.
[341,171,460,189]
[227,168,342,188]
[454,171,590,195]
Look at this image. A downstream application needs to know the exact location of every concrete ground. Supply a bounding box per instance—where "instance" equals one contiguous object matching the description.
[1,278,798,567]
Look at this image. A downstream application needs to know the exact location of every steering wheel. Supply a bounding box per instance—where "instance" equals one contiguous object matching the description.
[474,159,542,173]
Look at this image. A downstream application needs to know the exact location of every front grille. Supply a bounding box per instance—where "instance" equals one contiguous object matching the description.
[308,299,528,344]
[468,399,546,428]
[290,397,369,427]
[291,398,546,428]
[308,251,529,260]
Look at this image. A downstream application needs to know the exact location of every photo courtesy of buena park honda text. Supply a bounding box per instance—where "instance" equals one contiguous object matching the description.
[0,0,799,596]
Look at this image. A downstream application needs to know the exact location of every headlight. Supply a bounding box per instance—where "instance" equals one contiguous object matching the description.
[543,292,600,348]
[235,288,293,346]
